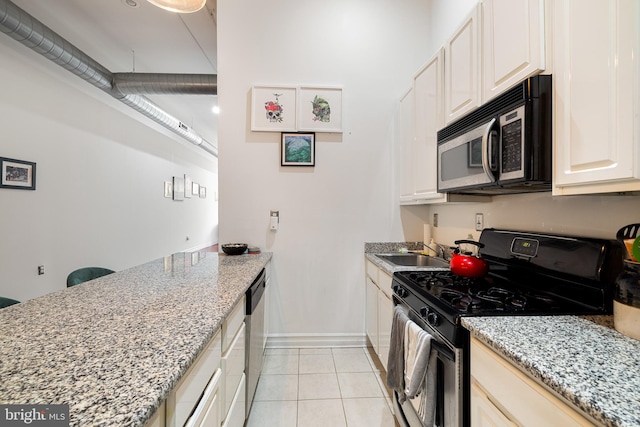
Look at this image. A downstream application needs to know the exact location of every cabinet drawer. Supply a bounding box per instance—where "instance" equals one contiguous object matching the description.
[166,331,222,427]
[185,368,222,427]
[223,296,245,351]
[222,322,246,417]
[471,338,596,426]
[222,373,246,427]
[378,270,393,299]
[365,259,378,281]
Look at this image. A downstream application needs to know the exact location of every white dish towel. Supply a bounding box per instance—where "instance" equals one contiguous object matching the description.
[404,318,438,426]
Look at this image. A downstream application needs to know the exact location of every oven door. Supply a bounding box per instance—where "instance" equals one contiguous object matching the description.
[391,300,465,427]
[437,118,498,193]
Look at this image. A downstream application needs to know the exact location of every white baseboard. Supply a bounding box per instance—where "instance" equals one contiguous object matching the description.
[266,333,367,349]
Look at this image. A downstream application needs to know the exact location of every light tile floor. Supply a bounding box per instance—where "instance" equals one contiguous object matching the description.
[246,347,399,427]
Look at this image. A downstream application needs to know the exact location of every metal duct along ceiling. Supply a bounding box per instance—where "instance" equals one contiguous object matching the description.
[0,0,218,157]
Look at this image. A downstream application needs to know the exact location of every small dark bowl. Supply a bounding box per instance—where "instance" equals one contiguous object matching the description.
[221,243,248,255]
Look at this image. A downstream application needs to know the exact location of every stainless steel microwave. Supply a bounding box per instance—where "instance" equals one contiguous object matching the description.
[437,75,552,195]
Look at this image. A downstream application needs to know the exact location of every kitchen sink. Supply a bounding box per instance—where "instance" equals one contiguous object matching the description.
[378,253,449,268]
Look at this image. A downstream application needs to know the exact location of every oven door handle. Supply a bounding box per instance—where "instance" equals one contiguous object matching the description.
[431,340,455,362]
[481,117,498,182]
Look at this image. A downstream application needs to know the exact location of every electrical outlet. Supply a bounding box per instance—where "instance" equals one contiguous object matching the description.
[475,213,484,231]
[38,265,45,275]
[433,213,438,227]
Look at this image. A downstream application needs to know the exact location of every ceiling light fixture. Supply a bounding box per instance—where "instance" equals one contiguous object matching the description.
[145,0,206,13]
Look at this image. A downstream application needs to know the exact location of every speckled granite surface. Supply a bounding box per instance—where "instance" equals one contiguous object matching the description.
[0,251,271,427]
[462,316,640,427]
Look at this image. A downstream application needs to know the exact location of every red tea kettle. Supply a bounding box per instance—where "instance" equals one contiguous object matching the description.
[450,239,488,278]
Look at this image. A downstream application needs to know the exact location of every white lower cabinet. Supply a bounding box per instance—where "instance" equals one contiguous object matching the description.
[185,369,222,427]
[221,296,246,427]
[376,290,393,369]
[365,258,393,371]
[165,331,222,427]
[470,338,601,426]
[221,374,246,427]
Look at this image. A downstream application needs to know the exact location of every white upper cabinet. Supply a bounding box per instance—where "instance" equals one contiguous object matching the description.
[397,87,415,203]
[444,4,481,124]
[413,49,448,203]
[552,0,640,195]
[481,0,546,102]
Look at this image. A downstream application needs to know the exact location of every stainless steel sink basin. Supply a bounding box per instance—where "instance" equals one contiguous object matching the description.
[378,253,449,268]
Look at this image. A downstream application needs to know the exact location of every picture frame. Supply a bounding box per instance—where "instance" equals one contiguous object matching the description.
[184,175,192,198]
[297,86,343,133]
[0,157,36,190]
[281,132,315,167]
[251,85,297,132]
[199,186,206,198]
[172,176,185,201]
[163,181,173,198]
[192,182,200,196]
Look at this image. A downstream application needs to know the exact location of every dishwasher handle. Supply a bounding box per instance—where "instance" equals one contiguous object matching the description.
[246,268,266,315]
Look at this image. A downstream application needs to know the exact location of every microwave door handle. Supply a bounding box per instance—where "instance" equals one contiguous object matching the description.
[481,118,497,182]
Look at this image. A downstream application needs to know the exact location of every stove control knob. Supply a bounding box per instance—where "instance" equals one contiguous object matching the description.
[427,312,440,326]
[393,285,408,298]
[419,306,430,318]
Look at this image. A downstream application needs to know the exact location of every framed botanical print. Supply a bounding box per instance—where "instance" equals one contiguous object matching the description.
[297,86,342,133]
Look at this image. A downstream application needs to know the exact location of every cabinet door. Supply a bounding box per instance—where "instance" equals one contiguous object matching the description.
[553,0,640,195]
[377,290,393,370]
[445,4,481,124]
[471,382,517,427]
[413,49,448,203]
[365,277,379,353]
[482,0,545,102]
[398,87,416,203]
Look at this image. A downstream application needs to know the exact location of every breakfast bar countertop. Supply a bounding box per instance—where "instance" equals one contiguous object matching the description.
[0,251,272,427]
[462,315,640,427]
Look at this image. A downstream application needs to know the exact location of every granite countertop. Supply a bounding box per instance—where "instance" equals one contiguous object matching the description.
[0,251,272,427]
[463,316,640,427]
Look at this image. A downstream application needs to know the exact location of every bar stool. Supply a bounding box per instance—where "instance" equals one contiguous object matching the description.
[0,296,20,309]
[66,267,115,287]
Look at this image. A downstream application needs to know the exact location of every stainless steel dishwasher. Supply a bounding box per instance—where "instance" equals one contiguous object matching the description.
[245,268,266,417]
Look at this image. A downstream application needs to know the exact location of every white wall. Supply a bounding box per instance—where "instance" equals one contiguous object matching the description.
[217,0,432,345]
[0,35,218,302]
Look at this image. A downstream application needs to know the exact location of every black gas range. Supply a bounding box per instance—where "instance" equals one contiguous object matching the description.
[390,228,624,427]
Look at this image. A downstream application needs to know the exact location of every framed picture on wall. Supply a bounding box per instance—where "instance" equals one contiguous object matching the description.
[297,86,343,133]
[281,132,315,166]
[192,182,200,196]
[199,186,207,198]
[251,85,297,132]
[0,157,36,190]
[173,176,184,201]
[184,175,192,198]
[164,181,173,198]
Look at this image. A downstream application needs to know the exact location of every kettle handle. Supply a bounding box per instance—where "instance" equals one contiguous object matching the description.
[454,240,485,248]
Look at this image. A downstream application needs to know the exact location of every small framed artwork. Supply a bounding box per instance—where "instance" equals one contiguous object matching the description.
[1,157,36,190]
[184,175,192,198]
[297,86,342,133]
[251,85,297,132]
[281,132,315,167]
[163,181,173,198]
[172,176,185,201]
[192,182,200,196]
[199,186,207,198]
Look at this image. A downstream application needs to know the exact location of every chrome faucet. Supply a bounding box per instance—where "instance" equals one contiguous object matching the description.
[422,241,450,261]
